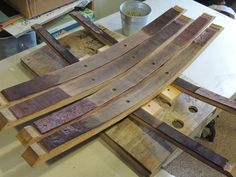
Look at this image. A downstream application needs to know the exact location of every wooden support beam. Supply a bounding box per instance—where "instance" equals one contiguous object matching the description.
[172,78,236,115]
[21,24,222,166]
[131,109,236,177]
[70,12,118,46]
[0,6,185,103]
[32,24,79,64]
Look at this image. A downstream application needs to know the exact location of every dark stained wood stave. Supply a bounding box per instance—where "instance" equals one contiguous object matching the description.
[32,24,79,64]
[142,6,184,34]
[33,99,97,133]
[70,12,118,46]
[10,88,69,119]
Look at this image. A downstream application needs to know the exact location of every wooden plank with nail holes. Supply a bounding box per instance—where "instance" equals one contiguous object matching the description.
[21,24,222,167]
[0,15,193,130]
[0,6,185,103]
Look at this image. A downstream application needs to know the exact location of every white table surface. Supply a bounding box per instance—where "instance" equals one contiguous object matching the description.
[0,1,235,177]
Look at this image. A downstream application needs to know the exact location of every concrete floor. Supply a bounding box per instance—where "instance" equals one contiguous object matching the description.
[165,111,236,177]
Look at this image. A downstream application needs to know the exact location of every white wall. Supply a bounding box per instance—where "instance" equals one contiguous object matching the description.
[94,0,127,19]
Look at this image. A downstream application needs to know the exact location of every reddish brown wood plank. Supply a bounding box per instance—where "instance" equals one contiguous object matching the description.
[142,6,184,34]
[173,78,236,115]
[1,7,184,102]
[132,109,234,177]
[10,88,69,119]
[32,24,79,64]
[174,15,211,46]
[70,12,118,46]
[33,99,97,133]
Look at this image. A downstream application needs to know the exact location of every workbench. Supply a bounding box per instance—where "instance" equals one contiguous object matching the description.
[0,0,235,177]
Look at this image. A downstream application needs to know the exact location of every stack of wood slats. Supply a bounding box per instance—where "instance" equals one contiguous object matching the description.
[0,6,235,177]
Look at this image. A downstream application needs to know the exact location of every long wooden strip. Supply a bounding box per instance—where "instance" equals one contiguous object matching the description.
[32,24,79,64]
[22,24,222,166]
[172,78,236,115]
[70,12,118,46]
[0,6,184,103]
[131,109,236,177]
[0,15,192,131]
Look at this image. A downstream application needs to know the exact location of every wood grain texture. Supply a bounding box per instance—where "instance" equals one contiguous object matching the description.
[1,6,184,102]
[33,99,97,133]
[2,16,189,130]
[70,12,118,46]
[10,88,69,119]
[173,78,236,115]
[32,24,79,64]
[132,109,235,177]
[22,24,222,166]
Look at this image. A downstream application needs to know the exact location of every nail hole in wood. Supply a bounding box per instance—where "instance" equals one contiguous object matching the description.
[172,119,184,129]
[126,100,130,103]
[124,44,127,47]
[91,78,95,81]
[147,104,151,107]
[152,62,156,65]
[167,88,170,91]
[132,56,136,59]
[112,88,117,91]
[165,72,169,75]
[84,64,88,67]
[189,106,198,113]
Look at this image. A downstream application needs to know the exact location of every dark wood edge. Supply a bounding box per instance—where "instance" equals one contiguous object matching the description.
[132,109,235,177]
[172,78,236,115]
[31,24,79,64]
[70,12,118,46]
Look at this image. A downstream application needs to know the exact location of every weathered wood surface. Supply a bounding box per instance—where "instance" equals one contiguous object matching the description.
[22,24,221,167]
[32,24,79,64]
[0,6,184,103]
[131,109,236,177]
[0,15,192,130]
